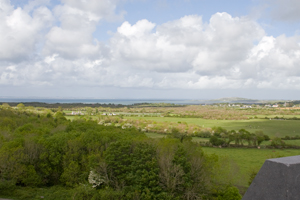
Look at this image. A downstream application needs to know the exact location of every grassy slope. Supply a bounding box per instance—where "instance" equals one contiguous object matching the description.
[202,147,300,187]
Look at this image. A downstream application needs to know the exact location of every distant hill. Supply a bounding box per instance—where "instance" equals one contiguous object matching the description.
[193,97,278,104]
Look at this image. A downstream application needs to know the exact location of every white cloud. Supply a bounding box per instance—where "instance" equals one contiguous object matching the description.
[0,1,53,61]
[43,0,122,60]
[107,13,300,90]
[110,13,265,77]
[111,16,203,72]
[1,0,300,95]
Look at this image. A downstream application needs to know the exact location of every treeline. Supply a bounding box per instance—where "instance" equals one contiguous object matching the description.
[205,127,270,147]
[204,127,300,149]
[133,103,185,107]
[0,108,241,200]
[1,102,127,108]
[266,116,300,120]
[282,135,300,140]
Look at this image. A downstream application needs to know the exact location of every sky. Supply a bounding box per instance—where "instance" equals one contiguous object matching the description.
[1,0,300,100]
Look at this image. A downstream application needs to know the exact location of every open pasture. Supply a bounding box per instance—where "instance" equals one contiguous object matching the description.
[202,147,300,187]
[127,116,300,138]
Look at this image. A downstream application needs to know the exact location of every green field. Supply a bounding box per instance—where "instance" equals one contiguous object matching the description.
[65,114,300,138]
[202,147,300,187]
[127,116,300,138]
[144,132,300,187]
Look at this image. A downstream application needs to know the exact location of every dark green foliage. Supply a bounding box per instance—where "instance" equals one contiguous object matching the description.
[264,134,270,141]
[212,126,227,136]
[0,108,239,199]
[255,131,265,146]
[217,186,242,200]
[271,137,285,147]
[104,141,162,199]
[171,131,192,143]
[207,127,271,147]
[197,130,211,138]
[282,135,300,140]
[210,136,225,146]
[0,179,16,196]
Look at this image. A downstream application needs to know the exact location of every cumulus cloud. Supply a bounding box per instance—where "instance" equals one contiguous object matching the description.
[110,13,265,76]
[0,0,53,62]
[1,0,300,94]
[107,13,300,90]
[43,0,120,60]
[111,16,202,72]
[192,13,264,76]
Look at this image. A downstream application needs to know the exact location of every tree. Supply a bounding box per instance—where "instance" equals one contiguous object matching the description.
[255,131,265,146]
[212,126,227,136]
[233,132,241,145]
[60,161,80,187]
[86,107,92,116]
[264,135,270,141]
[238,129,249,146]
[227,130,236,145]
[271,137,285,147]
[1,103,10,109]
[218,186,242,200]
[58,106,63,112]
[210,136,225,146]
[21,165,41,186]
[17,103,25,110]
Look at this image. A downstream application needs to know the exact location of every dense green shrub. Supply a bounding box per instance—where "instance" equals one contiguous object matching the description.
[210,136,225,146]
[271,137,285,147]
[0,108,240,199]
[218,186,242,200]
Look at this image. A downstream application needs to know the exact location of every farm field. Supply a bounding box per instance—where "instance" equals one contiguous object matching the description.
[64,113,300,138]
[126,116,300,138]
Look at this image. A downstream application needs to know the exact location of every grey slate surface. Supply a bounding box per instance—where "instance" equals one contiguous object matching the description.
[242,155,300,200]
